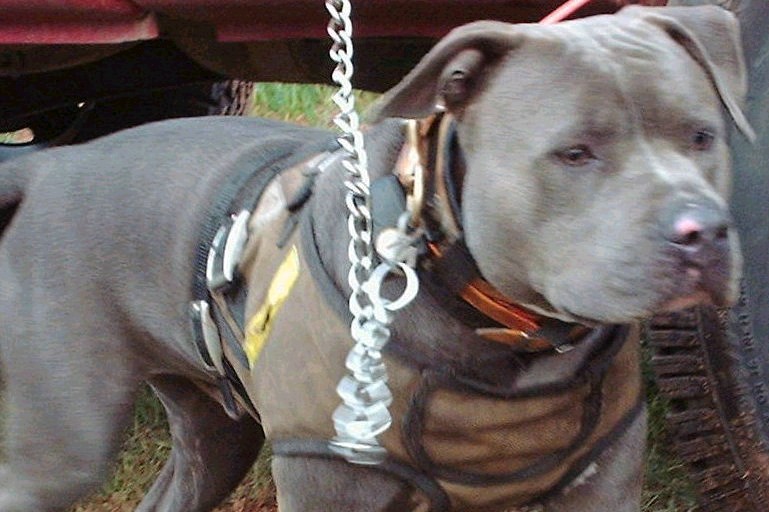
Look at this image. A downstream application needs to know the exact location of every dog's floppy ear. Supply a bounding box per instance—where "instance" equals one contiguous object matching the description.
[369,21,525,122]
[625,5,755,140]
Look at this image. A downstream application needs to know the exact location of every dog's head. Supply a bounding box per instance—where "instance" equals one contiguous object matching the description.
[372,6,750,324]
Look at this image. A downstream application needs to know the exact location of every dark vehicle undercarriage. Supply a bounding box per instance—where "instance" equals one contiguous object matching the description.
[2,1,768,511]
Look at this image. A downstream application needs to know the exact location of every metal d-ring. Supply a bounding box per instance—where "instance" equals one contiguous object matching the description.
[364,261,420,322]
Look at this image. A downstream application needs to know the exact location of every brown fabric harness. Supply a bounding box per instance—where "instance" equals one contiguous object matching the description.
[197,120,644,511]
[248,218,642,511]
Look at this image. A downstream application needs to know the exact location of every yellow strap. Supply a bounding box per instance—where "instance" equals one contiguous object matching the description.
[244,245,301,364]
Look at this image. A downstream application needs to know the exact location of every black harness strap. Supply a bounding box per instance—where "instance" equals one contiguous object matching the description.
[271,439,452,512]
[445,324,631,399]
[191,139,303,303]
[190,133,339,417]
[299,199,353,322]
[437,116,463,236]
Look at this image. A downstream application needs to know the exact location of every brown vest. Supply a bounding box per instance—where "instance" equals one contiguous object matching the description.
[226,169,643,512]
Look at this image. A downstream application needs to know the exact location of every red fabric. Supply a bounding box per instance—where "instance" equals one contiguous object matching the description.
[135,0,625,41]
[0,1,158,43]
[612,0,668,5]
[0,0,663,44]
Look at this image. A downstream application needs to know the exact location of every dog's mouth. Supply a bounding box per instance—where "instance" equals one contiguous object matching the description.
[543,259,735,325]
[656,263,733,313]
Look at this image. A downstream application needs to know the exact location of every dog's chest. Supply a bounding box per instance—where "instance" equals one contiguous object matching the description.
[380,334,642,510]
[231,198,643,510]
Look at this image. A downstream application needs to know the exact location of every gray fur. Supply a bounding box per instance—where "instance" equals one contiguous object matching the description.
[0,5,747,511]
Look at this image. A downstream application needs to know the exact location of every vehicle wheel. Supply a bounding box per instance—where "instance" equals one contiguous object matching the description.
[209,79,255,116]
[648,303,769,511]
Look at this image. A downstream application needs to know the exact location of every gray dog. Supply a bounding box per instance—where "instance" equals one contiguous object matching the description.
[0,5,752,512]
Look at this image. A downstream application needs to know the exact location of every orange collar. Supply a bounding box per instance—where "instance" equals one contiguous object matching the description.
[426,242,582,352]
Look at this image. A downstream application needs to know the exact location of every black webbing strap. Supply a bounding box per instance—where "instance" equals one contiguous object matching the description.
[189,132,339,417]
[271,439,452,512]
[192,135,337,300]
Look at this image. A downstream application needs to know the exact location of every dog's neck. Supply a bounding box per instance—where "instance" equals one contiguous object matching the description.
[308,119,591,378]
[401,114,586,351]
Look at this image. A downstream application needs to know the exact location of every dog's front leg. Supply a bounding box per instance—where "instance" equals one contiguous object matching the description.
[272,456,428,511]
[136,375,266,512]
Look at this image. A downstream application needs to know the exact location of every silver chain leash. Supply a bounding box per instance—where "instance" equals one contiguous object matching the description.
[325,0,419,465]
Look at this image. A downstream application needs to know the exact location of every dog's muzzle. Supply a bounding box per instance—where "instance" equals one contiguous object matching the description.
[659,197,736,307]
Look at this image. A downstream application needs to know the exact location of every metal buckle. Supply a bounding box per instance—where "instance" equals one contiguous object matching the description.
[190,300,246,420]
[206,210,251,292]
[223,210,251,282]
[190,299,225,374]
[404,119,426,227]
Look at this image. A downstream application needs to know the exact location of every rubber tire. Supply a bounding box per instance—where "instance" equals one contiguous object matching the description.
[648,2,769,511]
[209,80,255,117]
[648,305,769,512]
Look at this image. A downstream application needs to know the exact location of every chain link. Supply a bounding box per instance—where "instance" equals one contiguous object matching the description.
[325,0,420,465]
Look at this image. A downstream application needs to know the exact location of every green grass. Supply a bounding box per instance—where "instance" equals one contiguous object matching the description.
[0,128,34,144]
[71,388,172,512]
[641,344,697,511]
[62,83,694,511]
[250,82,379,127]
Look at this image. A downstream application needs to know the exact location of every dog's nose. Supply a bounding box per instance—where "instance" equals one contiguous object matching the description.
[662,200,731,266]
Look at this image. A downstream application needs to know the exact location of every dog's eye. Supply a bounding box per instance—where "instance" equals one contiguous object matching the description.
[556,145,596,167]
[692,130,715,151]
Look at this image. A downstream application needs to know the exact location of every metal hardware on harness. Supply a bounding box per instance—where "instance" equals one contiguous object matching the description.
[206,210,251,292]
[190,297,243,420]
[374,214,420,269]
[223,210,251,283]
[189,208,255,415]
[404,120,426,227]
[190,299,225,374]
[205,217,250,369]
[326,0,420,465]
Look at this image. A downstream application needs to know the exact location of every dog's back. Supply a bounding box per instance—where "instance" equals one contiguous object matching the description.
[0,116,331,510]
[1,116,329,354]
